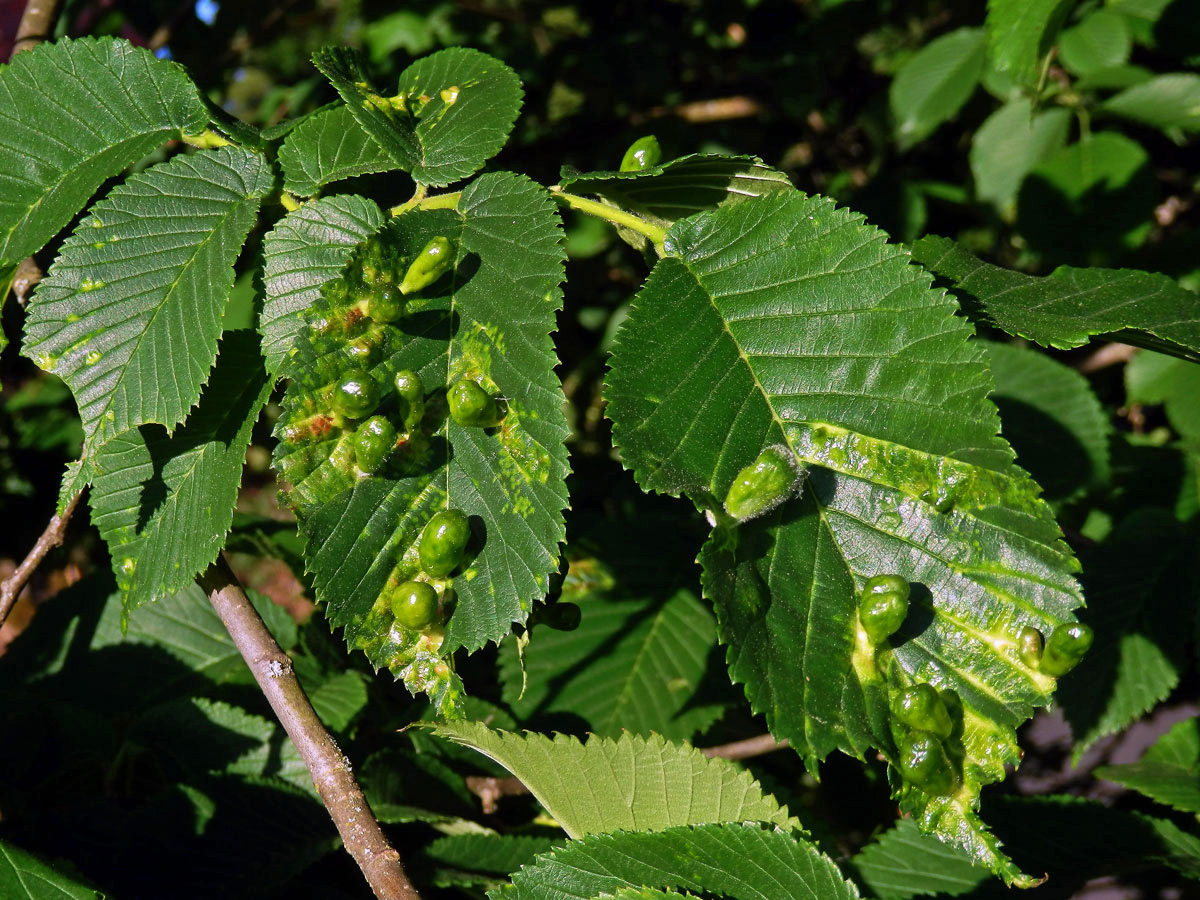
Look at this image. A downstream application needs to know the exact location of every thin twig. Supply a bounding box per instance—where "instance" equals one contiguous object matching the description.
[0,490,82,630]
[11,0,59,57]
[700,733,789,761]
[464,734,789,812]
[198,555,420,900]
[1076,342,1135,374]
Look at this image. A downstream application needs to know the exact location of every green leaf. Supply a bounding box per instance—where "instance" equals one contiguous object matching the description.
[605,193,1084,884]
[0,37,208,265]
[969,99,1071,215]
[0,838,105,900]
[261,194,385,375]
[889,28,987,150]
[1017,132,1155,261]
[851,819,989,900]
[984,342,1111,500]
[1059,9,1133,75]
[1148,816,1200,880]
[558,154,795,245]
[910,235,1200,362]
[985,0,1076,88]
[306,670,369,731]
[22,146,273,471]
[499,541,723,741]
[1126,349,1200,440]
[274,172,569,711]
[311,46,523,188]
[1102,73,1200,133]
[500,823,860,900]
[426,833,561,884]
[87,331,270,612]
[1096,718,1200,813]
[278,104,400,197]
[428,721,799,838]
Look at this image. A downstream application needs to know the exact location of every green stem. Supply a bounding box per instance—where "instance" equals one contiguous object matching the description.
[390,191,462,217]
[550,188,668,250]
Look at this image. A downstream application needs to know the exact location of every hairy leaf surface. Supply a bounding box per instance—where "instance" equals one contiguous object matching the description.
[312,46,522,188]
[89,331,270,613]
[912,235,1200,361]
[274,173,568,711]
[261,194,385,375]
[429,721,798,838]
[605,193,1083,882]
[22,146,272,472]
[499,823,859,900]
[279,104,400,197]
[0,37,208,264]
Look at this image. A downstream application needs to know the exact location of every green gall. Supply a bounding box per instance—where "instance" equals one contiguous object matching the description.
[1017,625,1044,668]
[723,444,801,522]
[394,369,426,431]
[448,379,500,427]
[352,416,397,473]
[333,369,380,419]
[1040,622,1093,676]
[898,733,959,796]
[399,236,454,295]
[390,580,439,630]
[858,574,911,643]
[419,509,471,577]
[368,285,406,323]
[620,135,662,172]
[892,683,953,739]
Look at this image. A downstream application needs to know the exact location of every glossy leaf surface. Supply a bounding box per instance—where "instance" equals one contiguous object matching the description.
[279,104,400,197]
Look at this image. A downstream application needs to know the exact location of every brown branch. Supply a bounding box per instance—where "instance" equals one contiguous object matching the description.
[11,0,60,57]
[0,489,82,630]
[198,555,419,900]
[700,733,789,761]
[464,734,789,812]
[1076,342,1135,374]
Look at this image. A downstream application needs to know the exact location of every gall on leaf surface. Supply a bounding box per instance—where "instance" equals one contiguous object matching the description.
[0,37,208,265]
[273,172,568,714]
[312,46,522,188]
[603,191,1084,883]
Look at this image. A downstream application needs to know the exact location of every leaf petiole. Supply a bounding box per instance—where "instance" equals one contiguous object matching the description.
[549,187,668,252]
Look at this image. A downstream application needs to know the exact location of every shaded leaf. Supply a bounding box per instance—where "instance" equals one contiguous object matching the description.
[279,104,400,197]
[911,235,1200,362]
[307,670,369,732]
[261,194,385,375]
[1102,73,1200,133]
[22,146,273,469]
[969,99,1070,215]
[1126,349,1200,440]
[428,721,798,839]
[890,28,986,149]
[426,833,561,887]
[0,37,207,264]
[88,331,270,612]
[500,823,860,900]
[1057,510,1191,761]
[0,839,105,900]
[1096,718,1200,813]
[1059,10,1133,75]
[984,341,1111,500]
[499,543,723,740]
[605,193,1083,883]
[851,819,989,900]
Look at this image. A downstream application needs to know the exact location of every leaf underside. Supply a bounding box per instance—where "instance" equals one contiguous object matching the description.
[273,172,569,713]
[604,191,1083,883]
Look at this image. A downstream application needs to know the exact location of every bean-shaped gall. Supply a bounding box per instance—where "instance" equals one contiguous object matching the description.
[891,683,953,739]
[333,369,381,419]
[391,580,439,630]
[448,379,500,427]
[898,733,960,796]
[393,369,426,431]
[399,236,454,295]
[353,416,397,473]
[723,445,800,522]
[620,135,663,172]
[1017,625,1044,668]
[1040,622,1094,677]
[858,574,911,644]
[419,509,471,577]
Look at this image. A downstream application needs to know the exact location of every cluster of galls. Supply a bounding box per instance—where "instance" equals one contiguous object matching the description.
[316,233,508,635]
